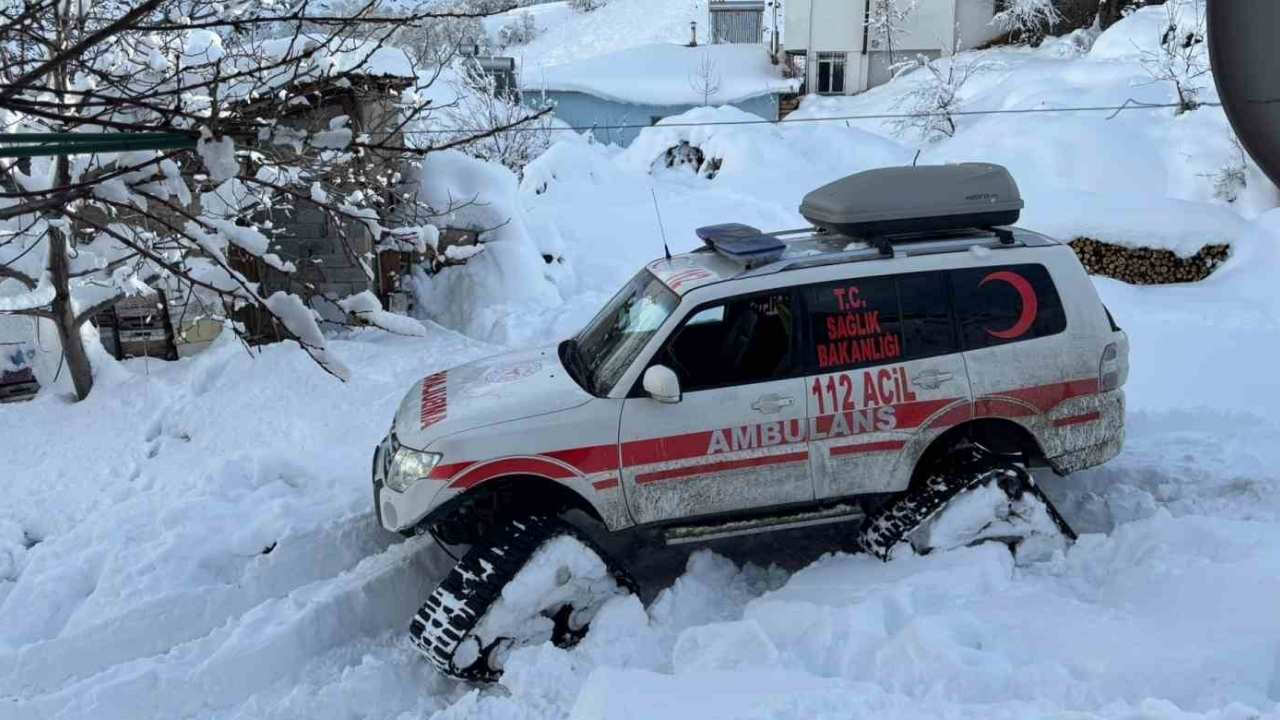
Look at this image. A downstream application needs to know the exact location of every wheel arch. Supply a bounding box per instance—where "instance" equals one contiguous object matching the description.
[416,473,607,544]
[910,418,1047,489]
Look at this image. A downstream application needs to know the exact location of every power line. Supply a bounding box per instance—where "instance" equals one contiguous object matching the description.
[399,99,1222,136]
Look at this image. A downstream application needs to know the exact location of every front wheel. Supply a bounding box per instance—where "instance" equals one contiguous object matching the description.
[409,515,634,682]
[857,444,1076,562]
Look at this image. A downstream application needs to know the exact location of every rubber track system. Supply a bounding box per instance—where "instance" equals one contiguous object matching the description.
[409,515,634,682]
[857,446,1076,561]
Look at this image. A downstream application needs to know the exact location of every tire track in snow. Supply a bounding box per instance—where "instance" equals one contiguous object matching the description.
[0,513,418,709]
[10,531,455,720]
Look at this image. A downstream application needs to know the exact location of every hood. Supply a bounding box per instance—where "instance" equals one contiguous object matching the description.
[392,344,591,449]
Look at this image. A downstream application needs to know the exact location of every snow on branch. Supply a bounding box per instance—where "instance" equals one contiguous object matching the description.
[992,0,1063,40]
[264,292,351,381]
[338,290,427,336]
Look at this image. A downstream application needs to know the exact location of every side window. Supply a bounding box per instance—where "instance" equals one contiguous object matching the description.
[802,276,903,372]
[659,292,794,392]
[951,264,1066,349]
[899,272,959,360]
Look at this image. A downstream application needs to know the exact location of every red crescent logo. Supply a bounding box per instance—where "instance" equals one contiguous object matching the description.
[980,271,1038,340]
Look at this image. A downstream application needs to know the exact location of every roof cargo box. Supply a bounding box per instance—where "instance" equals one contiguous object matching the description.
[800,163,1023,237]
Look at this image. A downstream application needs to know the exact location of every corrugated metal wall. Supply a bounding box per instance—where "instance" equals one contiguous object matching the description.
[711,9,763,44]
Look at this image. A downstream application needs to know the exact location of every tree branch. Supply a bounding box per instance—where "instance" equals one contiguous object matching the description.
[0,0,166,104]
[0,264,38,290]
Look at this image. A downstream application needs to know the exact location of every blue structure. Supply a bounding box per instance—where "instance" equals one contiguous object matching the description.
[518,43,796,147]
[526,91,781,146]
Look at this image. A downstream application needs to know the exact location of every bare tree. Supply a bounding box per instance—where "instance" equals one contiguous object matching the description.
[0,0,541,400]
[437,60,554,173]
[1139,0,1209,114]
[867,0,919,66]
[689,52,723,106]
[888,52,990,142]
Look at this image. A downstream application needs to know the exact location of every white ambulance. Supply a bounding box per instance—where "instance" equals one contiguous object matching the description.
[370,163,1128,681]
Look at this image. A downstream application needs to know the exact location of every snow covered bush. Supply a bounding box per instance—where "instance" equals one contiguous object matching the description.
[992,0,1063,42]
[1139,0,1210,114]
[497,11,541,47]
[662,142,722,179]
[888,53,990,142]
[570,0,610,12]
[1208,140,1249,205]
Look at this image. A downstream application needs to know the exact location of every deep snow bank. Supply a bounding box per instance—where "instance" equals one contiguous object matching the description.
[411,150,567,345]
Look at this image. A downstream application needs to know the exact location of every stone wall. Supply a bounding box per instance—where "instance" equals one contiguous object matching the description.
[1069,237,1230,285]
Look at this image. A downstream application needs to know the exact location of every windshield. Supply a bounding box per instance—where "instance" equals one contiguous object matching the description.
[570,270,678,395]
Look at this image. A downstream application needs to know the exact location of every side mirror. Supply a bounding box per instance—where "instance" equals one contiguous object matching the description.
[643,365,682,404]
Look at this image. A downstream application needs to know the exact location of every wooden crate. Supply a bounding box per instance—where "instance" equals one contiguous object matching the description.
[0,367,39,403]
[95,294,179,360]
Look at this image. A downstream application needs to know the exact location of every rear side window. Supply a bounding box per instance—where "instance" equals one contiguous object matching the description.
[899,272,958,361]
[801,272,958,373]
[951,264,1066,349]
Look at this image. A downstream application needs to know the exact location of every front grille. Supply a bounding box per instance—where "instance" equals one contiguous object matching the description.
[372,439,389,527]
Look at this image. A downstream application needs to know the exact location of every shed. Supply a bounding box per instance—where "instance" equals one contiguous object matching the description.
[522,43,798,146]
[219,38,421,342]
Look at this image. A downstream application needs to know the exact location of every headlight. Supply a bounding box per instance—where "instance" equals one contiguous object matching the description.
[385,446,443,493]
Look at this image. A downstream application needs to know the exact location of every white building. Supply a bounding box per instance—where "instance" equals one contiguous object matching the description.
[782,0,1003,95]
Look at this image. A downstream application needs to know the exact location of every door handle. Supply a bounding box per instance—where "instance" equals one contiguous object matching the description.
[911,369,955,390]
[751,394,795,414]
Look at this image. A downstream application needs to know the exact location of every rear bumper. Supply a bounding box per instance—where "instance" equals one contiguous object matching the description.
[1048,432,1124,475]
[1046,389,1125,474]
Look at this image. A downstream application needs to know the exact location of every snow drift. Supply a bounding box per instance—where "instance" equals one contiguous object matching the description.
[411,150,566,345]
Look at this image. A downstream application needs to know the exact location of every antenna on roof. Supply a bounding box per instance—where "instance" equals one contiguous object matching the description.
[650,188,673,262]
[912,149,921,167]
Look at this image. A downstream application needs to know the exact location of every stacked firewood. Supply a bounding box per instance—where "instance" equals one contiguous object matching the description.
[1068,237,1231,285]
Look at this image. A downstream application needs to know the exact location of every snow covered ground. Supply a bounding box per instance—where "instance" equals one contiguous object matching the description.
[6,6,1280,720]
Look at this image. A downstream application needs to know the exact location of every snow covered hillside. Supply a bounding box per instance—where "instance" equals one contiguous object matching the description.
[6,5,1280,720]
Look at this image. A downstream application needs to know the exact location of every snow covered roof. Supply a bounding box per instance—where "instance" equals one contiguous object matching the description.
[258,35,417,80]
[221,35,417,107]
[519,43,798,106]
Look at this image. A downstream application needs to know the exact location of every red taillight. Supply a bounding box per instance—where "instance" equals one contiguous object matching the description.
[1100,343,1120,391]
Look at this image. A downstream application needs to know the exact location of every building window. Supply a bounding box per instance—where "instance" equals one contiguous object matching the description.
[816,52,846,94]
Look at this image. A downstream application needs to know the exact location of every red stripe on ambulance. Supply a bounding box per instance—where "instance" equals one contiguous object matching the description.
[635,451,809,486]
[429,377,1105,492]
